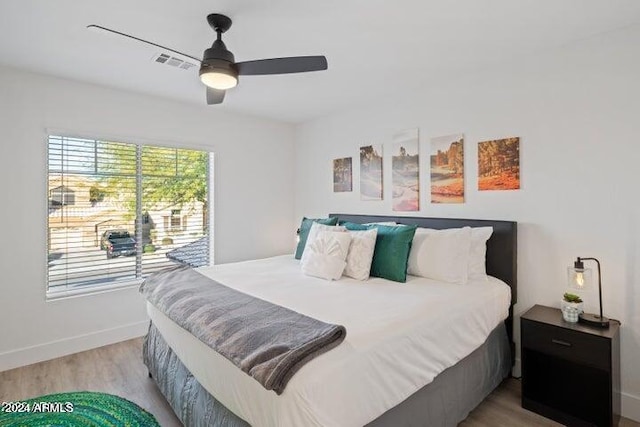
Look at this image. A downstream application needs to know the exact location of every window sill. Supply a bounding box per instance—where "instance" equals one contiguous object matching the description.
[46,279,143,301]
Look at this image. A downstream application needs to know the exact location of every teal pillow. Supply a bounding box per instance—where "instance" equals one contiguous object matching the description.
[369,224,417,282]
[338,221,369,231]
[295,217,339,260]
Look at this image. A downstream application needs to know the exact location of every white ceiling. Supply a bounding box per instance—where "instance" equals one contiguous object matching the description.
[1,0,640,123]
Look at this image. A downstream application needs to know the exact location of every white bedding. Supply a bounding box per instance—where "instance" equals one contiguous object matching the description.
[147,255,510,427]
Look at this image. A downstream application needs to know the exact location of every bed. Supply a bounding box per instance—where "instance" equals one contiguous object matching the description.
[143,214,517,427]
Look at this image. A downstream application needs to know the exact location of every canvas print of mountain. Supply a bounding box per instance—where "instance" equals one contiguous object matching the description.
[430,134,464,203]
[478,137,520,190]
[360,144,383,200]
[391,129,419,211]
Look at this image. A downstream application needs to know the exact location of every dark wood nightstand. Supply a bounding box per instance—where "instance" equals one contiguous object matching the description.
[521,304,621,427]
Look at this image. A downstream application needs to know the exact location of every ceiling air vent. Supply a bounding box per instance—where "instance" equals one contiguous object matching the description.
[152,53,197,71]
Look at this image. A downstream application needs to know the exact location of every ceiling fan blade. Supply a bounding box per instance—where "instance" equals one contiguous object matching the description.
[87,25,202,64]
[236,56,327,76]
[206,87,226,105]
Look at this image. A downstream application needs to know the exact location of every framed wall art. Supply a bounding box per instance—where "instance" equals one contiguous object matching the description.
[391,129,419,211]
[359,144,383,200]
[478,137,520,191]
[430,133,464,203]
[333,157,353,192]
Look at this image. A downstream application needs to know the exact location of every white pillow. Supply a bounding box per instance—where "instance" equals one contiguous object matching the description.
[301,222,347,263]
[468,227,493,279]
[344,228,378,280]
[301,231,352,280]
[407,227,472,284]
[363,221,397,226]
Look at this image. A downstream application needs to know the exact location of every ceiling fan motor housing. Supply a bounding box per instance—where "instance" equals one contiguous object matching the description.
[200,40,238,71]
[203,39,235,63]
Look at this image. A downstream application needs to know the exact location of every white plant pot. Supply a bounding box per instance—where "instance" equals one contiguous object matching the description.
[561,300,584,323]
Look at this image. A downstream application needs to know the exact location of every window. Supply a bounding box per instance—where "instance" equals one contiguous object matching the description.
[50,186,76,206]
[170,209,182,229]
[47,135,211,294]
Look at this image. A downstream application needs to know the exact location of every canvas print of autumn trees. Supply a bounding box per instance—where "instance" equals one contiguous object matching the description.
[430,134,464,203]
[360,144,383,200]
[478,137,520,190]
[391,129,419,211]
[333,157,353,192]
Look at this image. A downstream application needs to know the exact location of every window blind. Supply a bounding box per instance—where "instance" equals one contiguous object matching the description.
[47,135,210,293]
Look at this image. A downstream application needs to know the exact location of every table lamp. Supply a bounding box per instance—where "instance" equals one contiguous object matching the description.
[567,257,610,328]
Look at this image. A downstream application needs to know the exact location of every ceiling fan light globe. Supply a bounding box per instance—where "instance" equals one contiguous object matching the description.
[200,71,237,90]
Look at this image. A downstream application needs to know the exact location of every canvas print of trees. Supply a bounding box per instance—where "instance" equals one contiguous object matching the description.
[430,134,464,203]
[360,144,383,200]
[333,157,353,192]
[391,129,419,211]
[478,137,520,190]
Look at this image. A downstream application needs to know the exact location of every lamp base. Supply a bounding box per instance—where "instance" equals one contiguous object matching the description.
[578,312,610,328]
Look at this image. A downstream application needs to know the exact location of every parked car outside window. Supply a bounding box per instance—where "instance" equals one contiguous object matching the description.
[100,229,136,259]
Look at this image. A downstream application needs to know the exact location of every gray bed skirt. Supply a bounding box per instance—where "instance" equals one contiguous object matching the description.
[143,322,511,427]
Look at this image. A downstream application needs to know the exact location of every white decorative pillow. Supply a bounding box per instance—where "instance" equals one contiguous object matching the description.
[363,221,397,226]
[301,222,347,263]
[468,227,493,279]
[344,228,378,280]
[301,231,352,280]
[407,227,472,284]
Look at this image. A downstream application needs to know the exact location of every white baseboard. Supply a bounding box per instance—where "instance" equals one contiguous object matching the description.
[512,357,521,378]
[622,392,640,422]
[0,320,149,373]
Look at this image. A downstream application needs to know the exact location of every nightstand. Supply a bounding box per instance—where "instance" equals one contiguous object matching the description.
[521,304,621,427]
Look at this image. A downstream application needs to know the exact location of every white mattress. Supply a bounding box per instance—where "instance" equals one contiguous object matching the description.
[147,255,510,427]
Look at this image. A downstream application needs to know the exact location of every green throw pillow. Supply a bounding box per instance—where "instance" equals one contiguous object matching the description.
[295,217,339,259]
[369,224,417,282]
[338,221,369,231]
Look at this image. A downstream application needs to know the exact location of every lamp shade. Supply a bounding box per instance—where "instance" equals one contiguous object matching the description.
[568,257,609,328]
[567,265,593,290]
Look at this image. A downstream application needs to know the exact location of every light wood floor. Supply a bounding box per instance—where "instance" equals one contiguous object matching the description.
[1,338,637,427]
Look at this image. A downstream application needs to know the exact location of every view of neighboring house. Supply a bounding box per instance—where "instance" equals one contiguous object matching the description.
[48,174,206,252]
[47,169,208,290]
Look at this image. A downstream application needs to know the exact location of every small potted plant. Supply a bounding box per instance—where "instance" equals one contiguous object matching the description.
[561,292,583,323]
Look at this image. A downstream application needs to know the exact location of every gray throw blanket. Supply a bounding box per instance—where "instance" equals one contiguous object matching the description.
[140,266,346,395]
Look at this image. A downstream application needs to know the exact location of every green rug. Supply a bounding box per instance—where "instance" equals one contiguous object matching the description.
[0,391,161,426]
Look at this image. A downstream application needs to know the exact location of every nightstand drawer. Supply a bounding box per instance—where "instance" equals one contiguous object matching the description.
[522,320,610,370]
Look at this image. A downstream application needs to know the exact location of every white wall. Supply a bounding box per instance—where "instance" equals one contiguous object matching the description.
[294,25,640,420]
[0,66,295,371]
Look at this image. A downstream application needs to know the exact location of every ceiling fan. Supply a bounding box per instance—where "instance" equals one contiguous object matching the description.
[87,13,328,105]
